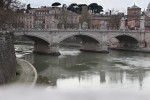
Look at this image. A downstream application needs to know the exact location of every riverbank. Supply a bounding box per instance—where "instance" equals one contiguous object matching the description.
[110,47,150,53]
[13,59,37,87]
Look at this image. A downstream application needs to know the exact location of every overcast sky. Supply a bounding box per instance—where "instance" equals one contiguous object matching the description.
[21,0,150,12]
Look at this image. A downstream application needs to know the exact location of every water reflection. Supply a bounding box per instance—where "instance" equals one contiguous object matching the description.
[24,49,150,90]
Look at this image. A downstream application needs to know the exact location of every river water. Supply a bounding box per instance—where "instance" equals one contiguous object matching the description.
[23,48,150,91]
[1,48,150,100]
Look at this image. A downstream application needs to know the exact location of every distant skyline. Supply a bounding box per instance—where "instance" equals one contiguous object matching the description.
[21,0,150,12]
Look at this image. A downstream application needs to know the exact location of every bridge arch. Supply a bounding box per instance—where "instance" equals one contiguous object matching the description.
[58,33,101,44]
[108,34,139,48]
[108,34,139,43]
[17,34,50,44]
[15,33,51,54]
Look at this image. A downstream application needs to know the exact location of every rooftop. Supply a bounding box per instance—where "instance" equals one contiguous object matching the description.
[128,3,141,9]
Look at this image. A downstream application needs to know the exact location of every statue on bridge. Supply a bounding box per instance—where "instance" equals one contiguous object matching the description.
[120,17,126,30]
[100,21,108,30]
[50,17,59,29]
[82,21,88,29]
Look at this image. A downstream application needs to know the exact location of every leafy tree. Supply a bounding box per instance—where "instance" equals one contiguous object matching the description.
[67,3,77,9]
[77,4,87,14]
[0,0,4,8]
[52,2,61,7]
[88,3,98,11]
[88,3,103,14]
[67,3,78,13]
[96,5,103,13]
[67,3,88,14]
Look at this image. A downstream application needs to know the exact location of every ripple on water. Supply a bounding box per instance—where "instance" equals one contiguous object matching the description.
[15,53,30,58]
[108,57,150,69]
[59,49,81,56]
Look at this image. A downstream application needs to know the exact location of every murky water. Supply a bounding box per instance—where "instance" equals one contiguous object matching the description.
[23,48,150,91]
[1,48,150,100]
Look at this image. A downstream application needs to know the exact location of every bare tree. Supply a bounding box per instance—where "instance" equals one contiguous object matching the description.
[60,5,68,29]
[3,0,24,10]
[0,0,24,30]
[107,9,124,30]
[79,6,91,28]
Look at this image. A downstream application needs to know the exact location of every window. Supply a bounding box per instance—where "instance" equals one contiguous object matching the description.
[133,11,138,15]
[47,25,49,28]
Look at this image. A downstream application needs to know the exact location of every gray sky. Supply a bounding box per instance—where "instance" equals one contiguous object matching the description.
[21,0,150,12]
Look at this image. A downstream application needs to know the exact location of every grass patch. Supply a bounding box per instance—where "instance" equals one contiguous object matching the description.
[36,75,50,86]
[11,63,23,82]
[16,63,22,75]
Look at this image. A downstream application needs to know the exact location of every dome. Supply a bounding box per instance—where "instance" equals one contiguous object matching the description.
[131,4,140,9]
[146,2,150,14]
[147,2,150,9]
[145,3,150,17]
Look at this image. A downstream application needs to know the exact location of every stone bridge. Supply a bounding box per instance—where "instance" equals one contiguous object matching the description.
[14,29,150,55]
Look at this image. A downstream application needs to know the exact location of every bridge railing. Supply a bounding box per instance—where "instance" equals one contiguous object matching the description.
[13,28,149,33]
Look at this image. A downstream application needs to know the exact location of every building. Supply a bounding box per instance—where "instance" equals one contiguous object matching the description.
[90,12,124,30]
[57,8,80,29]
[127,4,141,29]
[17,6,80,30]
[90,15,110,29]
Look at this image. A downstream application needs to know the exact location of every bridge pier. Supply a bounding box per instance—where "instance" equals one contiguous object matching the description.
[33,43,60,55]
[138,41,147,48]
[80,43,109,53]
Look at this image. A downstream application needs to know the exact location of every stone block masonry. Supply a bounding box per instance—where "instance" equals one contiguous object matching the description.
[0,32,16,84]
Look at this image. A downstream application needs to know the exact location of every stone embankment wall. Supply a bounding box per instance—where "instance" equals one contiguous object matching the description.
[0,32,16,84]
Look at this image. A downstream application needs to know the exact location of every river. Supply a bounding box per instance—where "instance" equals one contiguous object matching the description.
[22,48,150,91]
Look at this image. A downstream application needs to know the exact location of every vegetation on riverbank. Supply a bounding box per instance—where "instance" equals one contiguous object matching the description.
[36,75,49,85]
[10,59,37,86]
[9,63,23,84]
[16,63,23,77]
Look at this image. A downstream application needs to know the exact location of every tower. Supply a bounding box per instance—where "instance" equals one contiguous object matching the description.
[127,4,141,29]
